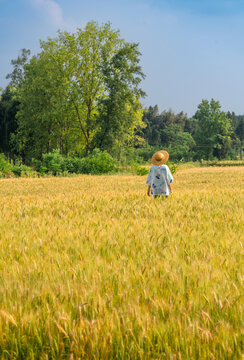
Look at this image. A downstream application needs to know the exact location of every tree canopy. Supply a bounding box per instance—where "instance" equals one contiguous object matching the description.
[0,22,244,164]
[194,99,232,159]
[12,22,145,161]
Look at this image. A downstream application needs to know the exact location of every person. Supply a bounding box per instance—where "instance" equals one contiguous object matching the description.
[146,150,173,198]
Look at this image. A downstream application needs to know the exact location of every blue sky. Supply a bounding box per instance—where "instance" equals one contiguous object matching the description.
[1,0,244,116]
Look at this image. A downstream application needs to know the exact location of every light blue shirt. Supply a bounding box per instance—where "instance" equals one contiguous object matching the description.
[146,165,173,196]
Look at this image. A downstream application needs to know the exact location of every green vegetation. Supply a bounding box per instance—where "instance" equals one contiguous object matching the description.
[140,103,243,162]
[0,153,12,176]
[2,22,145,163]
[0,22,243,171]
[0,149,117,177]
[0,150,182,177]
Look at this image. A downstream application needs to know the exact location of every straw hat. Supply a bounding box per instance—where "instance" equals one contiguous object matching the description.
[151,150,169,165]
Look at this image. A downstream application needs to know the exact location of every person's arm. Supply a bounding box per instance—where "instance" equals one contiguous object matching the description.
[168,183,172,193]
[166,165,173,193]
[146,167,153,196]
[147,185,151,197]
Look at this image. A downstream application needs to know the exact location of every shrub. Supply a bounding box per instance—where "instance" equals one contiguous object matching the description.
[167,162,178,175]
[62,158,77,173]
[11,164,22,177]
[31,149,116,176]
[78,149,117,174]
[0,154,12,175]
[12,164,35,177]
[132,165,149,176]
[42,150,64,175]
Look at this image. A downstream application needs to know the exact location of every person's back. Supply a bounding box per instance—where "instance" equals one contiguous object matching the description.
[146,151,173,198]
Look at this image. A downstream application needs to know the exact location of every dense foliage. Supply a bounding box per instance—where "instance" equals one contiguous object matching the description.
[0,149,117,177]
[140,102,243,161]
[0,22,243,171]
[5,22,145,163]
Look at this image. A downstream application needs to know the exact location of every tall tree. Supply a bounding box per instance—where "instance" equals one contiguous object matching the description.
[15,22,145,161]
[141,108,188,147]
[14,51,78,160]
[0,86,19,157]
[193,99,232,160]
[6,49,31,87]
[93,42,145,154]
[235,117,244,159]
[0,50,31,159]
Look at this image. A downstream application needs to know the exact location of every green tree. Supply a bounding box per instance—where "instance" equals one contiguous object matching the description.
[6,49,31,87]
[14,51,77,160]
[0,86,19,158]
[235,117,244,159]
[0,50,31,159]
[93,42,145,155]
[15,22,145,161]
[225,112,243,159]
[193,99,232,160]
[141,108,188,147]
[184,117,198,136]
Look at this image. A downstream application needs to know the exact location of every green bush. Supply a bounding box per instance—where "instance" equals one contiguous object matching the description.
[42,150,64,175]
[0,154,12,175]
[12,164,35,177]
[61,150,116,175]
[78,149,117,174]
[62,158,77,173]
[31,159,42,173]
[132,165,149,176]
[32,150,64,175]
[32,149,116,176]
[11,164,22,177]
[167,162,178,175]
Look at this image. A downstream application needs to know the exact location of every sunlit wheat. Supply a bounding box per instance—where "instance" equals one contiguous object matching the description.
[0,167,243,359]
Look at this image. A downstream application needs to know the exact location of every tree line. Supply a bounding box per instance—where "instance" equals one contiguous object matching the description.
[139,104,243,161]
[0,21,243,164]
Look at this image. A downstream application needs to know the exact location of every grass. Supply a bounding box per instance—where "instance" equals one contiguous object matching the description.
[0,167,243,359]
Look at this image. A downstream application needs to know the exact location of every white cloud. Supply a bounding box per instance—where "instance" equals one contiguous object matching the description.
[31,0,63,27]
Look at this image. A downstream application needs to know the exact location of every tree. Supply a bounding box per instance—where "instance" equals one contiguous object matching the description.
[225,112,244,159]
[184,117,198,136]
[93,42,145,155]
[0,86,19,157]
[0,49,31,159]
[15,22,145,161]
[235,117,244,159]
[141,108,189,147]
[15,51,78,160]
[6,49,31,87]
[193,99,232,160]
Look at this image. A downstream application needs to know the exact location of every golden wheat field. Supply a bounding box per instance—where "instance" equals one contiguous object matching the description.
[0,166,243,359]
